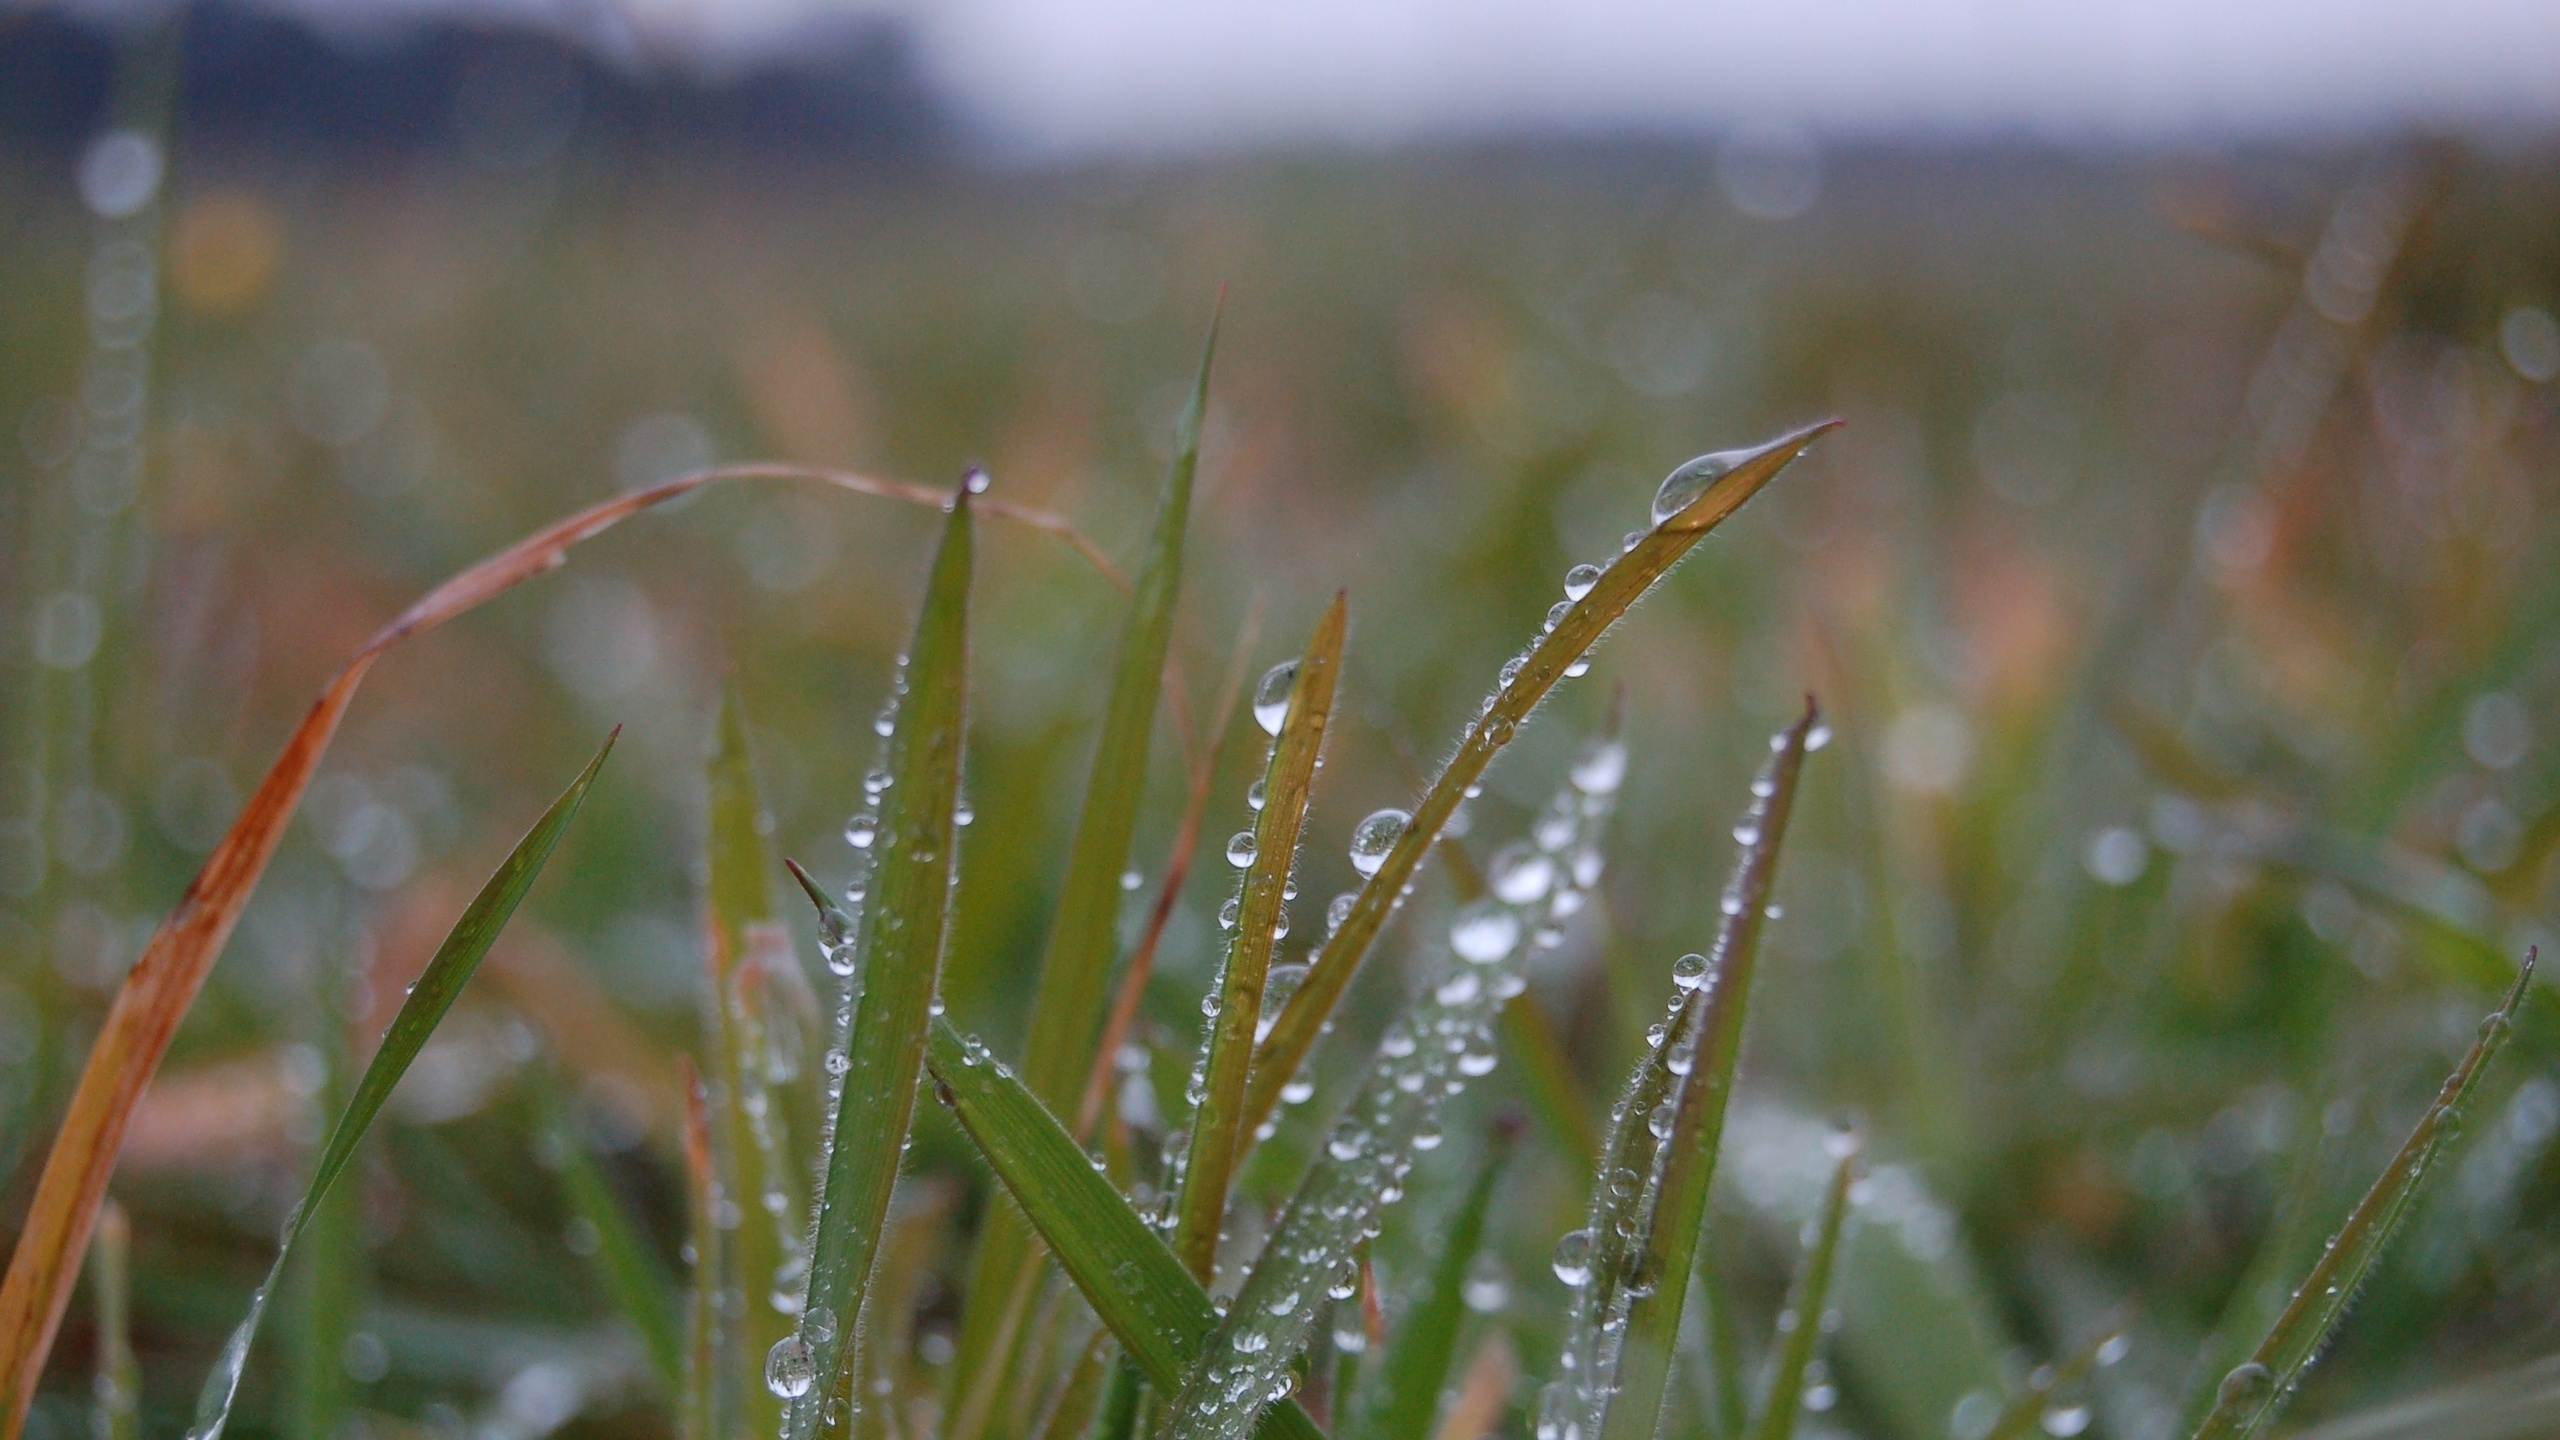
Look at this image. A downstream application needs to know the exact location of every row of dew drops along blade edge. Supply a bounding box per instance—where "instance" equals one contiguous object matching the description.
[756,440,1784,1407]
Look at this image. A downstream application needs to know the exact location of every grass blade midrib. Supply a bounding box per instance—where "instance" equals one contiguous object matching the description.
[1242,424,1838,1139]
[786,487,974,1440]
[1174,594,1346,1280]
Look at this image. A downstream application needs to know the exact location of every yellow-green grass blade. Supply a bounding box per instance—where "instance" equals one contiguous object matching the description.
[1174,594,1346,1280]
[1742,1138,1857,1440]
[1558,705,1813,1440]
[2183,951,2538,1440]
[539,1076,685,1394]
[1243,424,1837,1139]
[1348,1120,1515,1440]
[285,1010,360,1440]
[948,312,1218,1440]
[188,729,619,1440]
[918,1018,1326,1440]
[1171,722,1629,1440]
[781,487,974,1440]
[707,686,802,1440]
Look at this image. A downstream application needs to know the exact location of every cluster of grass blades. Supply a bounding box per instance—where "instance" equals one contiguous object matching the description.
[1,310,2548,1440]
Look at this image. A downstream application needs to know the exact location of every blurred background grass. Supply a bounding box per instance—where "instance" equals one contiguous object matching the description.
[4,7,2560,1440]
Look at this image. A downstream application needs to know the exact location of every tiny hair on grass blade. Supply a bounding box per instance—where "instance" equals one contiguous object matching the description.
[188,729,619,1440]
[1242,423,1839,1140]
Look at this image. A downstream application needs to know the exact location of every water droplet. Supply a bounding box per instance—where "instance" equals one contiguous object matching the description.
[1805,722,1832,751]
[765,1335,816,1398]
[1435,971,1481,1005]
[1219,898,1241,930]
[1562,563,1601,602]
[1652,448,1743,526]
[1499,657,1525,689]
[1281,1076,1316,1105]
[961,1035,990,1067]
[1489,841,1555,904]
[1227,831,1259,868]
[1253,661,1298,735]
[1328,892,1356,934]
[845,815,877,849]
[1462,1255,1510,1312]
[2217,1362,2273,1412]
[2041,1404,2091,1437]
[824,1048,850,1077]
[1569,739,1627,796]
[954,799,975,826]
[802,1306,838,1347]
[1450,901,1521,963]
[1545,600,1573,632]
[863,767,892,797]
[1648,1102,1676,1139]
[1348,809,1408,876]
[2096,1334,2131,1367]
[1121,868,1144,891]
[1552,1228,1594,1286]
[1246,779,1266,811]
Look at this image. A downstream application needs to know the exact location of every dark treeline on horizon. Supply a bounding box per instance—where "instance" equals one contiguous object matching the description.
[0,1,951,176]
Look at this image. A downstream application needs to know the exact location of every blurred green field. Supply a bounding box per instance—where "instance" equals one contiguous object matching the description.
[4,128,2560,1440]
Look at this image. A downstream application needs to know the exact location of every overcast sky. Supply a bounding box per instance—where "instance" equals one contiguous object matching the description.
[247,0,2560,152]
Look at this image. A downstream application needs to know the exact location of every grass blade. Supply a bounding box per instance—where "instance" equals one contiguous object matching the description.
[88,1205,136,1440]
[1553,704,1814,1440]
[705,687,804,1440]
[1174,594,1346,1279]
[2183,950,2538,1440]
[949,310,1220,1440]
[916,1018,1325,1440]
[286,991,360,1440]
[1033,1332,1112,1440]
[187,729,619,1440]
[1243,424,1837,1139]
[1348,1120,1516,1440]
[1171,722,1629,1440]
[680,1058,727,1440]
[2282,1352,2560,1440]
[780,486,974,1440]
[540,1076,685,1395]
[1742,1137,1857,1440]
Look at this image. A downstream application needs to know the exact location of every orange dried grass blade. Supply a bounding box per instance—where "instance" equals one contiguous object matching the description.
[0,461,1107,1435]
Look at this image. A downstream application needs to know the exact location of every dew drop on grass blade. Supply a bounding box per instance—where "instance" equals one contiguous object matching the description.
[1243,424,1837,1140]
[913,1017,1326,1440]
[1173,595,1345,1281]
[948,310,1219,1440]
[2183,950,2538,1440]
[780,488,973,1440]
[1166,720,1630,1440]
[188,729,619,1440]
[679,1057,729,1440]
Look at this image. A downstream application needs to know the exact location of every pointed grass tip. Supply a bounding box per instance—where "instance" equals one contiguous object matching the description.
[1653,418,1844,534]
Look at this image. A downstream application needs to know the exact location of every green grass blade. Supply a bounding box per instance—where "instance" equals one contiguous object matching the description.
[89,1204,137,1440]
[286,994,359,1440]
[1562,704,1814,1440]
[1244,424,1836,1138]
[2281,1351,2560,1440]
[1034,1332,1112,1440]
[540,1076,685,1394]
[707,686,802,1440]
[917,1018,1325,1440]
[1348,1121,1515,1440]
[188,728,619,1440]
[783,488,974,1440]
[1171,723,1629,1440]
[1174,594,1346,1280]
[1742,1138,1857,1440]
[949,310,1219,1440]
[2184,951,2538,1440]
